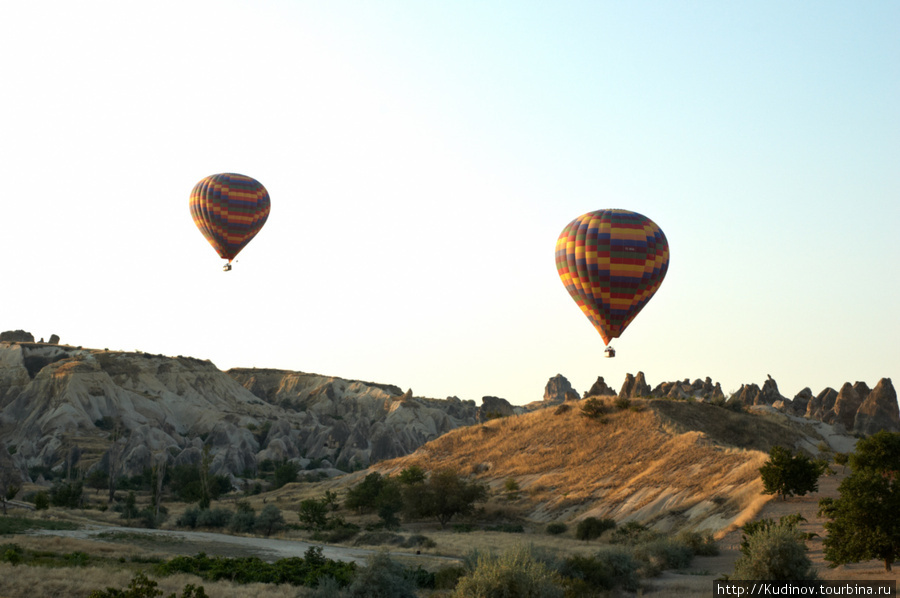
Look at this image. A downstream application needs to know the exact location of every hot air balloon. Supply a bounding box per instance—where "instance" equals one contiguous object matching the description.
[190,173,271,271]
[555,209,669,357]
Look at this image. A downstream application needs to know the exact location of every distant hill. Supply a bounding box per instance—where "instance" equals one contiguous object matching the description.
[374,397,855,535]
[0,341,479,481]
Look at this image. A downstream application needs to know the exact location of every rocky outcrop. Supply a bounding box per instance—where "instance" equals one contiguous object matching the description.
[543,374,578,404]
[806,387,838,420]
[827,382,867,430]
[584,377,616,398]
[0,345,479,483]
[619,372,651,399]
[480,396,516,420]
[0,330,34,342]
[785,388,813,416]
[854,378,899,435]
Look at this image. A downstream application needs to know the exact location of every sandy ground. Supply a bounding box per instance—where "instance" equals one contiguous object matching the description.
[644,470,898,595]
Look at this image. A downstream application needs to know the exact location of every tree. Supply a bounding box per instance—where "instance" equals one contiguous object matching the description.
[255,504,285,537]
[759,446,824,500]
[298,497,330,531]
[272,461,299,490]
[345,473,403,529]
[403,468,487,529]
[819,431,900,572]
[0,445,22,515]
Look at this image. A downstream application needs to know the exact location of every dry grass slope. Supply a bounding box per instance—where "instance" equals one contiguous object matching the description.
[376,398,772,535]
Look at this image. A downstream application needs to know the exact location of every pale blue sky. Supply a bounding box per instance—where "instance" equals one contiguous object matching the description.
[2,1,897,404]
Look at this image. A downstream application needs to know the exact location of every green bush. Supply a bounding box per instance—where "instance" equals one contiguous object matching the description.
[195,508,232,528]
[677,530,720,556]
[453,545,565,598]
[345,550,418,598]
[633,538,693,571]
[576,517,616,541]
[546,522,568,535]
[610,521,656,545]
[50,481,83,509]
[558,547,640,593]
[33,490,50,510]
[155,547,356,588]
[731,524,817,581]
[176,507,200,529]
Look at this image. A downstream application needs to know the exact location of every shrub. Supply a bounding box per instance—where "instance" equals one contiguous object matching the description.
[50,481,83,509]
[195,508,232,528]
[610,521,656,545]
[33,490,50,510]
[346,550,418,598]
[546,522,568,535]
[177,507,200,529]
[633,538,694,571]
[576,517,616,541]
[677,530,720,556]
[559,547,640,593]
[614,396,631,410]
[580,398,608,421]
[454,545,565,598]
[732,524,817,581]
[229,508,256,533]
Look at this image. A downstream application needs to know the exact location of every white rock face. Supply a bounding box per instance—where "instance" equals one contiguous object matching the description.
[0,344,478,482]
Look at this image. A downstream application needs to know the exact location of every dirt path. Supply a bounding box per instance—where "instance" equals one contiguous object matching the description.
[26,525,435,566]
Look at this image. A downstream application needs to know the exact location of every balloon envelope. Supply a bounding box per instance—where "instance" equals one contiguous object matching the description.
[190,173,271,262]
[555,209,669,345]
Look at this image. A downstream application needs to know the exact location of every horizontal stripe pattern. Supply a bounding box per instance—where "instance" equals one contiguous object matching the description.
[555,209,669,345]
[189,173,271,261]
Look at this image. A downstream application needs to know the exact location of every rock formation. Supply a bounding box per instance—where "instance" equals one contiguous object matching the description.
[619,372,650,399]
[543,374,578,404]
[584,376,616,397]
[854,378,899,435]
[0,330,34,343]
[0,344,479,483]
[480,396,516,420]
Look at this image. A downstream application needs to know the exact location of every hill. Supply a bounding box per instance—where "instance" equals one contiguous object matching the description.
[373,396,851,536]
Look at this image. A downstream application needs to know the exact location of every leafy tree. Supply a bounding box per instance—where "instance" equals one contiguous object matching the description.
[819,431,900,572]
[50,481,84,509]
[398,465,426,485]
[229,500,256,533]
[403,468,487,529]
[120,491,139,520]
[298,497,331,531]
[255,504,285,537]
[273,461,299,490]
[345,473,403,529]
[0,446,22,515]
[759,446,824,500]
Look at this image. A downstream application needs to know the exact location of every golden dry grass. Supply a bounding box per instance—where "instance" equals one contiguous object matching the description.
[375,398,769,534]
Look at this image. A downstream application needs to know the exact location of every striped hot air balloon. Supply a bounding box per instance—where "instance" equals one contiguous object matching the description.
[555,209,669,353]
[190,173,271,270]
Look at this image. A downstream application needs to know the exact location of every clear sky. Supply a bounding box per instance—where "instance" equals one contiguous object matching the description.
[2,1,898,405]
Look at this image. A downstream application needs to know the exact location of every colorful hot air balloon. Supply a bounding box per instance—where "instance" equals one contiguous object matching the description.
[190,173,271,271]
[555,209,669,354]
